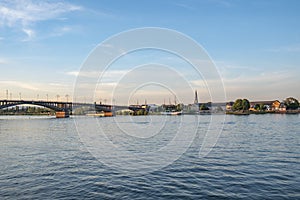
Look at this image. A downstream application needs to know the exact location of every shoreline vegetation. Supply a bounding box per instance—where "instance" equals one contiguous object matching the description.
[224,97,300,115]
[226,110,300,115]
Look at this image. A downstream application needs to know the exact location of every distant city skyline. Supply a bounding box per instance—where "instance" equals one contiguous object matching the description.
[0,0,299,104]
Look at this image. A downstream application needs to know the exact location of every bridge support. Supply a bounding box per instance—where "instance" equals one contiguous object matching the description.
[96,111,114,117]
[56,111,70,118]
[104,111,114,117]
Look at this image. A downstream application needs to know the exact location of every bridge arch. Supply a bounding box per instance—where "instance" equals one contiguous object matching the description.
[0,100,72,112]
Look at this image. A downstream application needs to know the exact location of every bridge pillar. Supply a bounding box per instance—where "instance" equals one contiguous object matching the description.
[104,111,114,117]
[56,111,70,118]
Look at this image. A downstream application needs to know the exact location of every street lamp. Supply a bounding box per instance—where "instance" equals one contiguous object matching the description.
[46,94,48,101]
[19,92,21,100]
[65,94,69,102]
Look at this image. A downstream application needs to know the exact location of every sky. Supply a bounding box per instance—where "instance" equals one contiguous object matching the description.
[0,0,299,104]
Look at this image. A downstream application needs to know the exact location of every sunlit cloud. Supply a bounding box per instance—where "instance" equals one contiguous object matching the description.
[0,80,74,100]
[0,80,39,91]
[66,69,129,80]
[66,71,80,77]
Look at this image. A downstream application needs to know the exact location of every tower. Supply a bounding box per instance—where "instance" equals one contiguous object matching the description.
[194,90,199,104]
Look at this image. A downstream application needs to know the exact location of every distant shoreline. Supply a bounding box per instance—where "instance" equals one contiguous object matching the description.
[0,110,299,117]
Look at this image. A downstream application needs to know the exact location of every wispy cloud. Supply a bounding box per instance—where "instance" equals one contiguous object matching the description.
[48,26,73,37]
[66,69,129,80]
[215,61,263,81]
[22,28,35,41]
[224,70,292,85]
[66,70,99,78]
[222,70,299,100]
[0,58,7,64]
[208,0,234,7]
[0,0,82,40]
[66,71,80,77]
[213,60,300,100]
[0,80,39,91]
[265,44,300,53]
[174,3,195,10]
[0,80,74,100]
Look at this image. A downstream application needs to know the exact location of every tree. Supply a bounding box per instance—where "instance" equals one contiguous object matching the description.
[259,103,266,111]
[284,97,299,110]
[254,104,260,110]
[232,99,243,111]
[200,104,209,110]
[242,99,250,110]
[232,98,250,111]
[254,103,266,111]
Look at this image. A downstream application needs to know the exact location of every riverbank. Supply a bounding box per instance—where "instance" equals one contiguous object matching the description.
[226,110,300,115]
[0,109,299,117]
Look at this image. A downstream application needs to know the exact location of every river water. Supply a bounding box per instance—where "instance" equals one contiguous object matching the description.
[0,114,299,199]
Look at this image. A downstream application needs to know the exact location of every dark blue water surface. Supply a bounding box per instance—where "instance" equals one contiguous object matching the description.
[0,114,299,199]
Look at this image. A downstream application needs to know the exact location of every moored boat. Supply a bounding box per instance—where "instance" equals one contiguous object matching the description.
[160,110,183,115]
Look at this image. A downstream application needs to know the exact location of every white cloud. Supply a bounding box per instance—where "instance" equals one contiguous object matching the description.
[66,70,99,78]
[66,71,80,77]
[49,83,68,87]
[0,0,82,40]
[0,0,82,26]
[22,28,35,41]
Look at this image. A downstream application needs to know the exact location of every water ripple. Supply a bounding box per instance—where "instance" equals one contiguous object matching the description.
[0,115,299,199]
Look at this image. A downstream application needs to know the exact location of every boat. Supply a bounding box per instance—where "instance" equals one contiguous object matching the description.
[160,104,183,115]
[160,110,183,115]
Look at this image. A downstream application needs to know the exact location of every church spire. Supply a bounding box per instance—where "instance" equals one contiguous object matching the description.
[194,90,199,104]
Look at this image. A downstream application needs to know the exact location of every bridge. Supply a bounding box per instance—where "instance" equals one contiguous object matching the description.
[0,100,149,118]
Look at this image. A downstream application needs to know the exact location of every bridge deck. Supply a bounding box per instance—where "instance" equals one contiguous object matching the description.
[0,100,147,112]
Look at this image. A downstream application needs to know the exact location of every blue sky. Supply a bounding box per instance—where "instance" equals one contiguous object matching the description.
[0,0,299,104]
